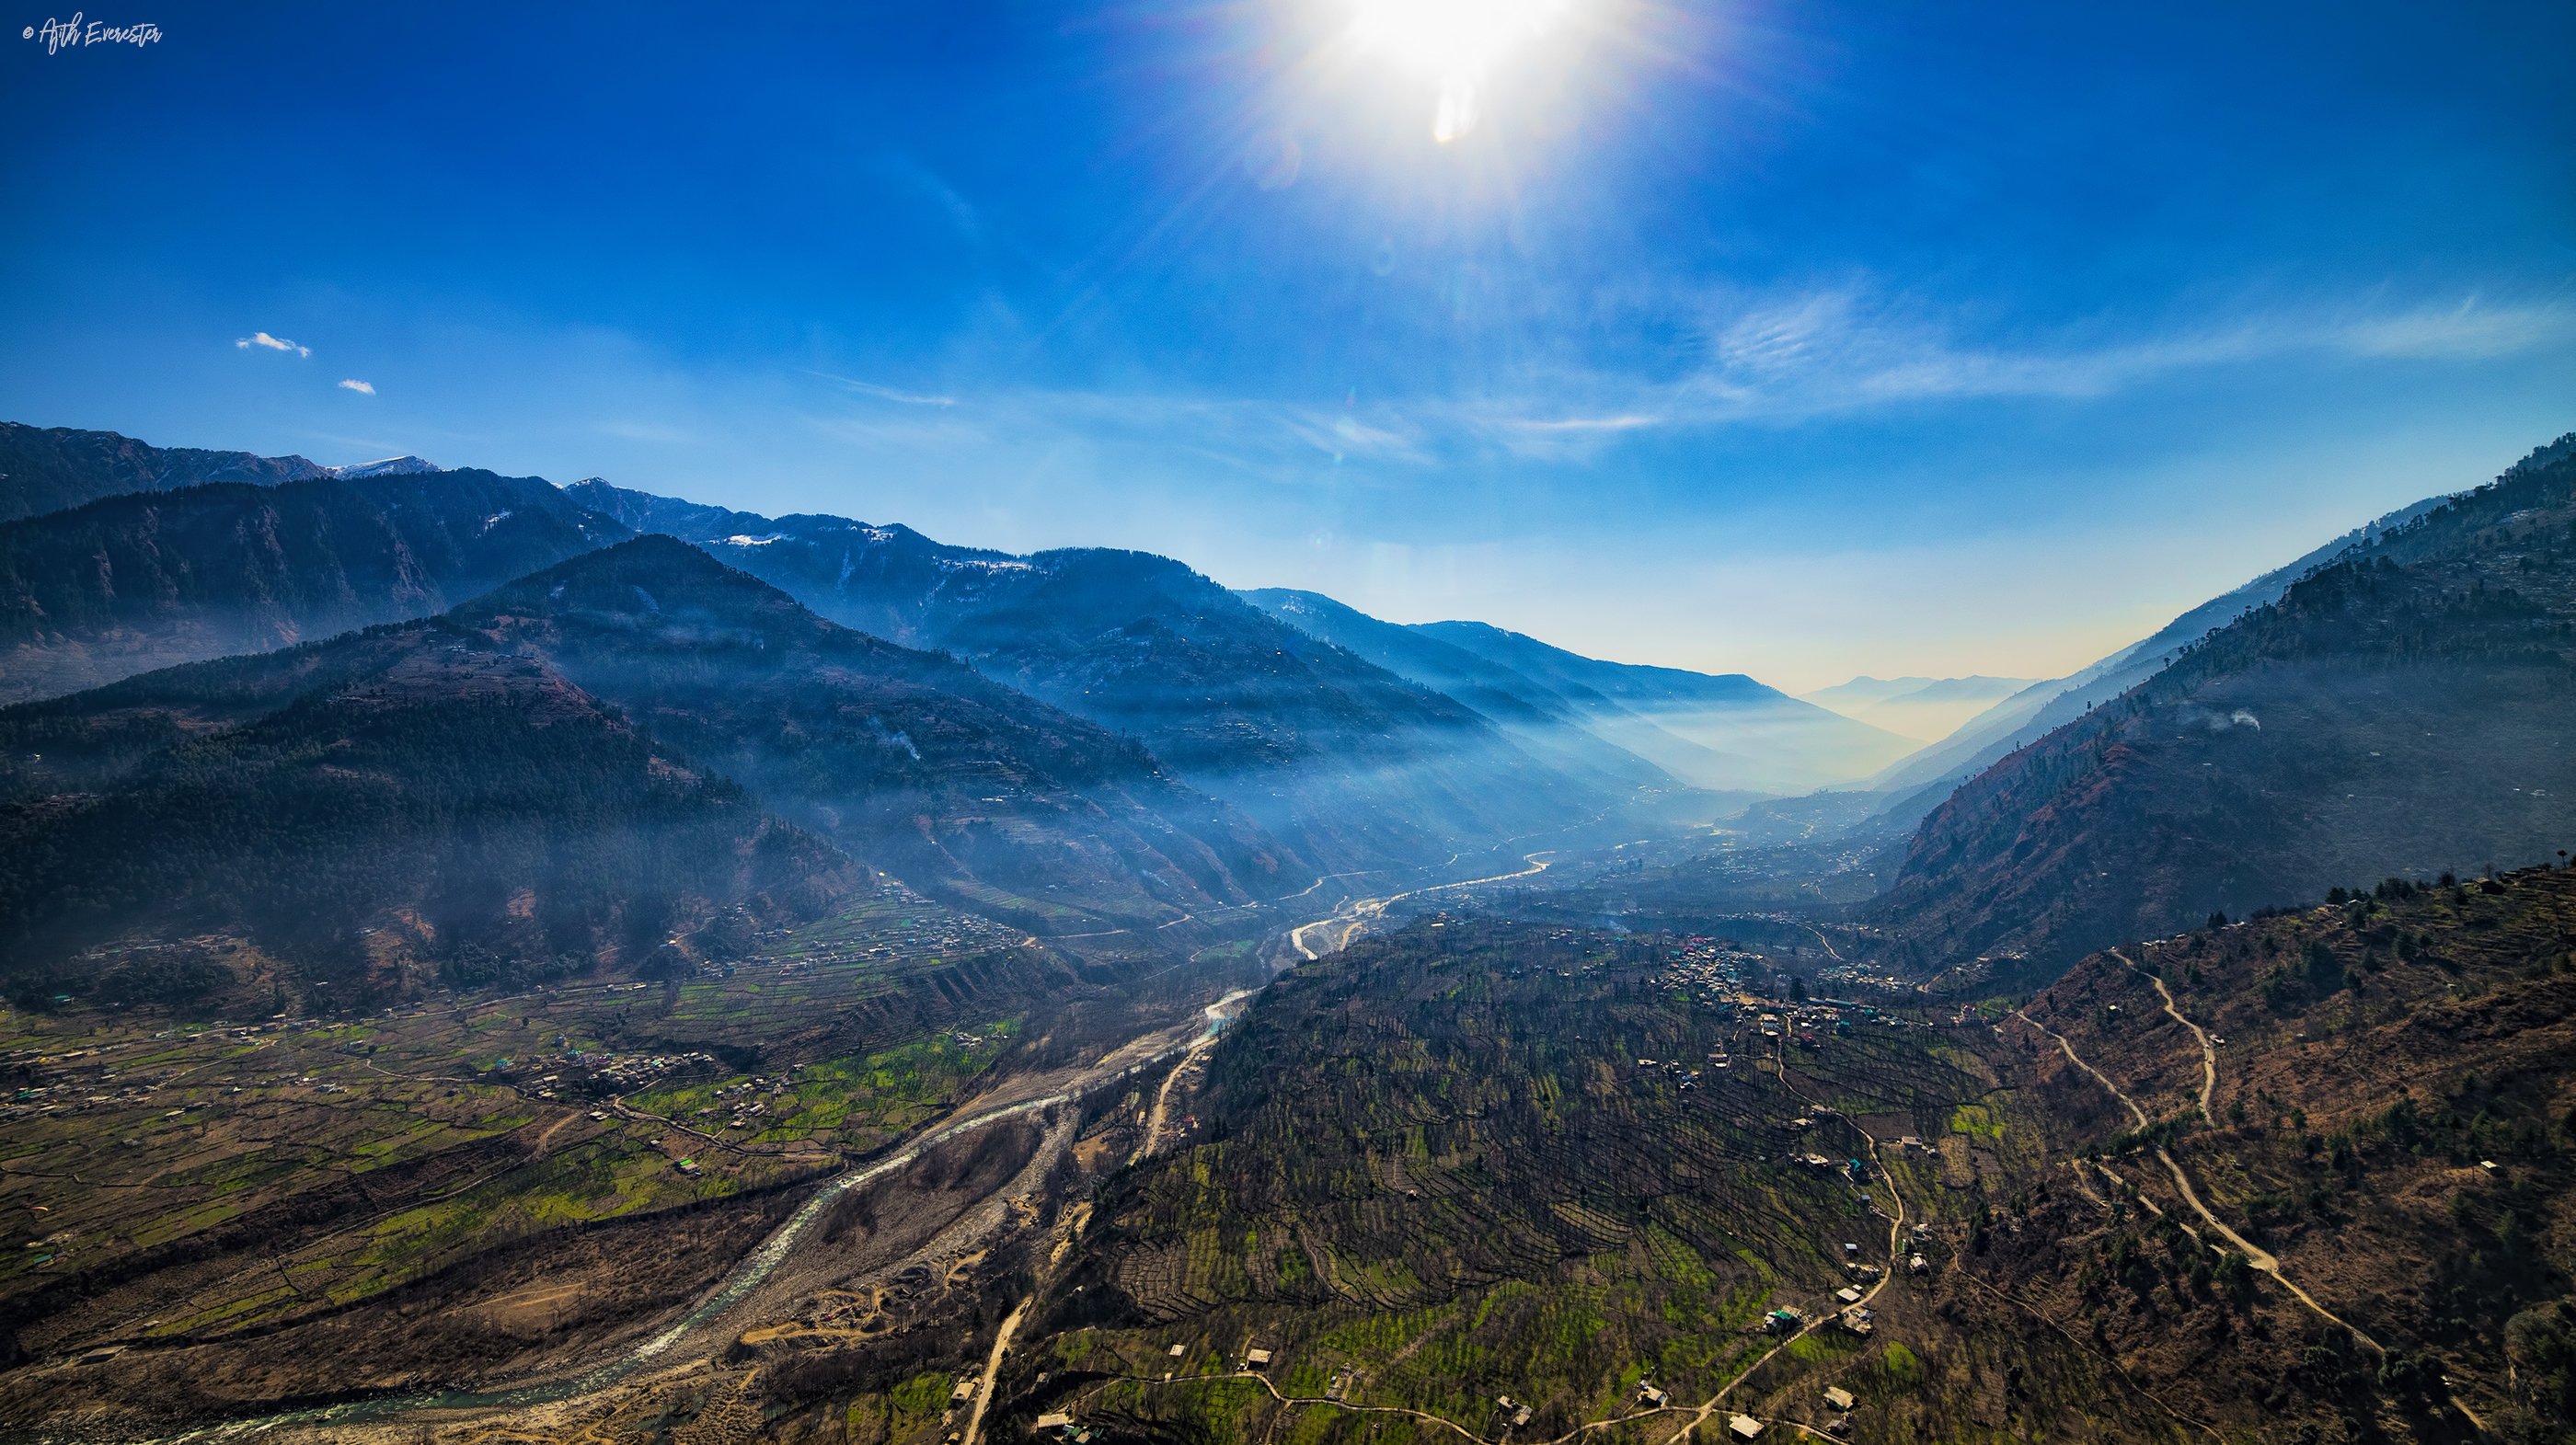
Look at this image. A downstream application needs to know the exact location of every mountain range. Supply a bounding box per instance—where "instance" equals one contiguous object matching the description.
[0,536,1335,1003]
[7,418,2571,1010]
[457,537,1311,932]
[0,420,439,523]
[561,478,1655,874]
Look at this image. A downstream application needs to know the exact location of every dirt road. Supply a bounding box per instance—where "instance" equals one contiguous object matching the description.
[2108,949,2217,1122]
[2009,1010,2393,1346]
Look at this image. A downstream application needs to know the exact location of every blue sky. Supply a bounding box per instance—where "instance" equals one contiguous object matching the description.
[3,0,2570,690]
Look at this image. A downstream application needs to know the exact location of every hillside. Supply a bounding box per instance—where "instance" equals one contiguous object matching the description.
[0,421,332,523]
[1021,919,2005,1440]
[0,883,1129,1428]
[0,469,630,704]
[457,537,1312,933]
[562,480,1627,874]
[1874,438,2576,983]
[1996,862,2576,1441]
[1866,488,2466,809]
[0,621,858,1006]
[988,873,2576,1443]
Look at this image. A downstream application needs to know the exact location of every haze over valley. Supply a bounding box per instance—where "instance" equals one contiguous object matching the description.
[3,4,2570,1443]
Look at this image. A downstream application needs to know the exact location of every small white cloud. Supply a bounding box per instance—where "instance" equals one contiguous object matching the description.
[337,378,376,396]
[236,331,311,358]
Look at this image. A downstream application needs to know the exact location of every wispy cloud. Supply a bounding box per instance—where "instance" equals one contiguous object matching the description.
[1415,288,2576,453]
[236,331,311,358]
[806,370,958,407]
[2331,298,2572,360]
[1681,289,2576,419]
[1282,408,1425,464]
[778,288,2575,483]
[336,378,376,395]
[1503,414,1663,433]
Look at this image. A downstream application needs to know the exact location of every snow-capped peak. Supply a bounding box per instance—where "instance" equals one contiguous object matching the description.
[327,455,440,479]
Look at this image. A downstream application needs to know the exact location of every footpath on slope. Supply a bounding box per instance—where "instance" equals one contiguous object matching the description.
[2010,992,2493,1434]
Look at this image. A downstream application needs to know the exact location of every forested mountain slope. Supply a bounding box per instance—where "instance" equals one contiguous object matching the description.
[1866,487,2466,809]
[0,421,331,523]
[0,622,858,1004]
[1875,437,2576,984]
[0,469,629,704]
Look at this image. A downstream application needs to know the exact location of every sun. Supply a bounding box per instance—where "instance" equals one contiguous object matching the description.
[1349,0,1572,79]
[1345,0,1578,143]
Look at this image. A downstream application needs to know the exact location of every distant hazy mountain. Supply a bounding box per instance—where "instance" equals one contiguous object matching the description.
[0,420,332,522]
[1242,587,1901,800]
[1801,673,2036,742]
[0,620,860,1002]
[457,537,1313,932]
[1798,673,2038,743]
[1238,588,1709,802]
[0,469,630,704]
[1873,435,2576,985]
[567,480,1626,873]
[1412,618,1919,795]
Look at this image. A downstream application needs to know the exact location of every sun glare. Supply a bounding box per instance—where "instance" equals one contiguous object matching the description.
[1347,0,1577,143]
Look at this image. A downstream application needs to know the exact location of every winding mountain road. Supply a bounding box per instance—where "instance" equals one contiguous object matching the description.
[2009,1008,2407,1360]
[2013,993,2499,1431]
[2109,950,2216,1123]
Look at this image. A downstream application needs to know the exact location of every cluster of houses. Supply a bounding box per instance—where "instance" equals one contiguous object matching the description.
[1814,952,1917,995]
[494,1047,722,1096]
[762,892,1027,975]
[1715,1384,1864,1440]
[1650,939,1763,1001]
[686,1073,801,1131]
